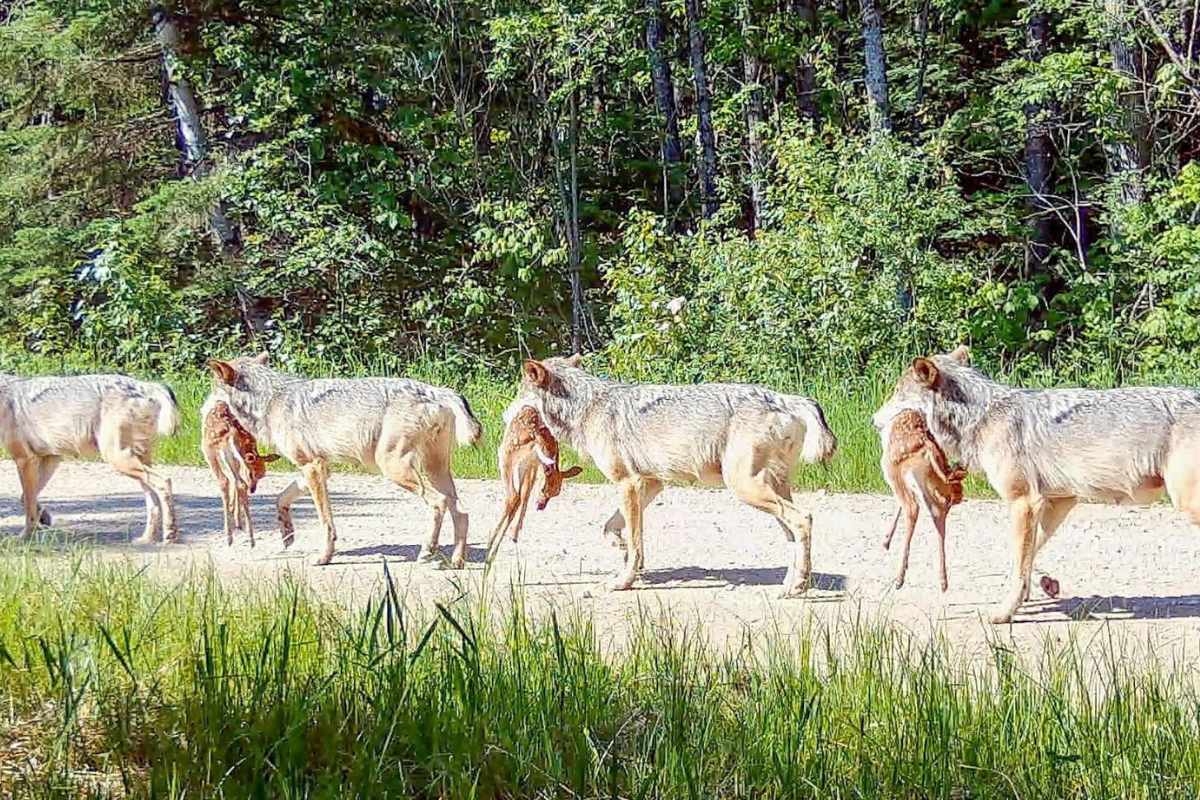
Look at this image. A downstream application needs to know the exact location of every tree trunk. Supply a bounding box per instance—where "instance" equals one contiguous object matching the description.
[793,0,819,126]
[743,3,767,233]
[835,0,851,126]
[860,0,892,135]
[913,0,930,121]
[1105,0,1151,208]
[647,0,684,213]
[1023,10,1055,276]
[152,5,239,255]
[686,0,719,218]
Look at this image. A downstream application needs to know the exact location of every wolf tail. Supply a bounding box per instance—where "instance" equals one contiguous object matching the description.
[792,397,837,464]
[445,391,484,447]
[152,383,182,437]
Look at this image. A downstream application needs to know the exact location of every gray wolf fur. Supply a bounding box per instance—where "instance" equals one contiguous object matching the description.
[0,372,181,542]
[874,345,1200,622]
[515,356,837,594]
[205,353,483,567]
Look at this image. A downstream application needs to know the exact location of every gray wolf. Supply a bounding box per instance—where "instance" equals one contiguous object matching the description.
[0,372,181,542]
[201,398,280,548]
[874,345,1200,622]
[879,408,966,592]
[205,353,483,566]
[485,401,582,562]
[514,356,837,595]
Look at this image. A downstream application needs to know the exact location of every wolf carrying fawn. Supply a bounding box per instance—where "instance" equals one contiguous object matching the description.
[201,398,281,547]
[875,345,1200,622]
[879,409,967,592]
[485,401,583,561]
[0,372,181,542]
[515,356,838,595]
[204,353,483,566]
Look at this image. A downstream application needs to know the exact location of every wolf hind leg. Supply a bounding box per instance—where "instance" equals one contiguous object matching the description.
[726,465,812,598]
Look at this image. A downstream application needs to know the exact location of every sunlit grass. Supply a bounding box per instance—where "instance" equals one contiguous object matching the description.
[1,550,1199,798]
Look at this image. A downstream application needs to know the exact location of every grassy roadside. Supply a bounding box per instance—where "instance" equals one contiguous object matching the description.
[1,550,1198,798]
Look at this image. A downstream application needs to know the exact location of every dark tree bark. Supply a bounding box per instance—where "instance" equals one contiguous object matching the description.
[1105,0,1151,207]
[835,0,851,126]
[793,0,819,125]
[913,0,930,120]
[860,0,892,134]
[1023,10,1055,275]
[647,0,684,213]
[743,2,767,233]
[685,0,719,218]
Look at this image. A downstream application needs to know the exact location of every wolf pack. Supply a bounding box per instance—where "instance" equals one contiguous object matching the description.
[4,345,1200,623]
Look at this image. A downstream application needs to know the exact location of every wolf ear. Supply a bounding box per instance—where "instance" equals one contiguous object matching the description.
[261,453,282,464]
[209,359,238,386]
[560,465,584,480]
[253,351,270,365]
[912,357,940,389]
[948,345,971,364]
[566,353,583,368]
[523,360,551,389]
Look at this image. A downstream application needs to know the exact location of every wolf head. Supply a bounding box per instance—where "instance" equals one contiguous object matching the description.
[206,351,278,438]
[516,354,591,442]
[872,345,972,430]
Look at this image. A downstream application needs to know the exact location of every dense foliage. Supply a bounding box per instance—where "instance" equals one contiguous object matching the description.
[1,0,1198,379]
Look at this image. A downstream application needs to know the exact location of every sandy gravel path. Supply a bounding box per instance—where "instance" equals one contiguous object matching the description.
[4,462,1200,661]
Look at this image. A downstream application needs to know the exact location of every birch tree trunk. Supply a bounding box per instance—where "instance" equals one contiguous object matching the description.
[1105,0,1150,208]
[743,2,767,233]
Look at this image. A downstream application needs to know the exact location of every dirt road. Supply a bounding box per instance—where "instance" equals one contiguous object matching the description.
[4,462,1200,658]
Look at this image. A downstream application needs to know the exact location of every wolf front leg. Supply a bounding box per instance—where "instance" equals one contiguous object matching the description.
[992,495,1040,624]
[608,479,643,591]
[300,461,337,566]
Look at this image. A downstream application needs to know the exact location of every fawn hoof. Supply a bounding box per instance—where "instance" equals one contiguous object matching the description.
[314,552,334,567]
[1040,575,1060,598]
[894,576,906,590]
[280,532,295,549]
[417,548,440,564]
[989,605,1016,625]
[38,508,52,527]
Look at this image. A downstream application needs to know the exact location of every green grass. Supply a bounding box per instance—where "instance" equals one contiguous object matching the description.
[1,549,1199,798]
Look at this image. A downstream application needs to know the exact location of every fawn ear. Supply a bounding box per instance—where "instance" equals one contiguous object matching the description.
[261,453,282,463]
[948,344,971,365]
[523,360,551,389]
[209,359,238,386]
[566,352,583,368]
[252,351,270,365]
[912,357,940,389]
[560,465,583,480]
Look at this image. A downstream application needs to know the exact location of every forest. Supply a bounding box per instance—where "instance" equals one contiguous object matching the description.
[2,0,1200,382]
